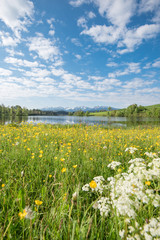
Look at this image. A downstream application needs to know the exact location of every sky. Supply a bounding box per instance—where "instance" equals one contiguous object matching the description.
[0,0,160,109]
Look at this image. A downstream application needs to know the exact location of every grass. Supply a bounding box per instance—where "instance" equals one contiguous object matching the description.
[0,123,160,239]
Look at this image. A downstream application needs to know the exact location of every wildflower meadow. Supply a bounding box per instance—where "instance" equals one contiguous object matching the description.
[0,123,160,239]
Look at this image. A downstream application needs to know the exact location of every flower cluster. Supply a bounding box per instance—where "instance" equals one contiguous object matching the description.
[82,155,160,226]
[125,147,138,154]
[82,176,107,194]
[107,161,121,170]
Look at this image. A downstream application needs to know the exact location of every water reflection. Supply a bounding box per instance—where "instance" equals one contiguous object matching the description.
[0,115,160,127]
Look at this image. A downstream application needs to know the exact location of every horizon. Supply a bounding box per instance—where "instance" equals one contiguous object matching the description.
[0,0,160,109]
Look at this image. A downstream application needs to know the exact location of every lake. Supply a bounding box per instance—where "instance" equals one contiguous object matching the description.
[0,115,160,127]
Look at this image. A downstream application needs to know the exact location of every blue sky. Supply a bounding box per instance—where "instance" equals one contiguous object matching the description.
[0,0,160,109]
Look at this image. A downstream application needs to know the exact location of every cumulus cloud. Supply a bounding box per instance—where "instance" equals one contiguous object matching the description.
[0,0,34,36]
[118,24,160,54]
[0,67,12,76]
[74,0,160,53]
[77,16,87,28]
[81,25,121,44]
[88,11,96,19]
[108,62,141,78]
[5,57,39,68]
[123,78,155,89]
[71,38,82,47]
[24,68,51,78]
[138,0,160,14]
[0,31,20,47]
[28,33,59,61]
[75,54,82,60]
[69,0,90,7]
[152,59,160,67]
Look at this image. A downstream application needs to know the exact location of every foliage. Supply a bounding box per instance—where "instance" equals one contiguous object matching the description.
[0,123,160,239]
[90,104,160,118]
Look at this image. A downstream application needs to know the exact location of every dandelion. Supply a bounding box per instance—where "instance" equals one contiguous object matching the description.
[145,181,151,186]
[89,180,97,189]
[73,165,77,168]
[1,184,5,188]
[61,168,66,173]
[35,200,43,206]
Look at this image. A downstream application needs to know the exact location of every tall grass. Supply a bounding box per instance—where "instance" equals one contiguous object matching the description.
[0,123,159,239]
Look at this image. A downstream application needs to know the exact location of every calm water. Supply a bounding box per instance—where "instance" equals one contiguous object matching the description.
[0,115,160,127]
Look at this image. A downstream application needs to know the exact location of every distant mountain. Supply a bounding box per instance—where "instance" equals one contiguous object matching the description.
[41,106,118,113]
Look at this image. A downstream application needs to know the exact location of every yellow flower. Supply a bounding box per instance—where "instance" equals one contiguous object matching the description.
[89,180,97,189]
[35,200,43,205]
[73,165,77,168]
[49,174,52,178]
[60,158,65,162]
[1,184,5,188]
[63,193,67,201]
[61,168,66,173]
[90,157,93,160]
[145,181,151,186]
[18,209,27,220]
[39,154,43,158]
[118,168,122,173]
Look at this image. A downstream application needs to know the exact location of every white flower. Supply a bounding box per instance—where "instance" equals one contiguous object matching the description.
[107,161,121,170]
[145,152,158,158]
[125,147,137,154]
[82,184,89,191]
[119,229,125,238]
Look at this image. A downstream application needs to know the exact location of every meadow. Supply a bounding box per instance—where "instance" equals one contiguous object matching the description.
[0,123,160,239]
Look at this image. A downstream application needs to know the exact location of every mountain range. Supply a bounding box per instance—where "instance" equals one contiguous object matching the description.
[41,106,118,113]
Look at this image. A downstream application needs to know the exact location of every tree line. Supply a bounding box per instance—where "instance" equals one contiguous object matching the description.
[0,104,44,116]
[105,104,160,118]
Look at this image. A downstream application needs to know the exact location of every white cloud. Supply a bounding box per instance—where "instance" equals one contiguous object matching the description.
[0,67,12,76]
[108,62,141,78]
[0,0,34,36]
[118,24,160,54]
[94,0,136,28]
[73,0,160,54]
[81,25,121,44]
[0,31,20,46]
[77,16,87,28]
[28,33,59,61]
[71,38,82,47]
[49,30,55,36]
[106,62,118,67]
[88,75,103,81]
[69,0,90,7]
[88,11,96,19]
[152,59,160,67]
[75,54,82,60]
[51,67,66,76]
[6,48,24,57]
[24,68,51,78]
[138,0,160,14]
[123,78,155,89]
[5,57,39,68]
